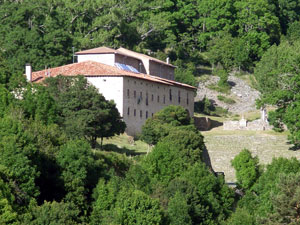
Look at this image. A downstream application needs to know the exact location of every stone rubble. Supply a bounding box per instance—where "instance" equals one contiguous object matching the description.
[196,74,261,114]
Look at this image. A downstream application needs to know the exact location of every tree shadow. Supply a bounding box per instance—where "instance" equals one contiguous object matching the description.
[98,143,146,156]
[194,116,223,131]
[228,81,236,87]
[196,67,212,76]
[288,144,300,151]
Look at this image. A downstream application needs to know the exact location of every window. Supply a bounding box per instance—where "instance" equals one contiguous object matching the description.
[134,109,136,116]
[157,95,160,103]
[152,113,154,117]
[127,89,130,98]
[163,95,166,104]
[187,93,189,105]
[134,90,136,98]
[140,110,142,118]
[151,94,154,101]
[127,107,130,115]
[169,89,172,101]
[146,93,148,106]
[178,90,181,103]
[146,111,148,119]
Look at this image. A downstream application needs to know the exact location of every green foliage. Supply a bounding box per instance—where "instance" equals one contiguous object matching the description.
[0,85,14,117]
[231,149,260,190]
[20,84,57,124]
[255,40,300,146]
[236,157,300,222]
[0,137,39,205]
[95,151,132,177]
[194,96,214,115]
[142,129,204,185]
[217,95,236,104]
[206,70,231,94]
[0,177,17,224]
[141,105,194,145]
[287,21,300,42]
[208,33,235,71]
[174,61,196,86]
[114,189,163,225]
[90,177,121,224]
[181,163,235,223]
[260,173,300,224]
[124,164,152,194]
[167,192,192,225]
[45,76,126,147]
[25,201,78,225]
[91,177,163,225]
[217,69,230,90]
[226,207,255,225]
[57,140,94,212]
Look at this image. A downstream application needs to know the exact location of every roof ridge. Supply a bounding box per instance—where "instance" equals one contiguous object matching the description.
[31,61,194,89]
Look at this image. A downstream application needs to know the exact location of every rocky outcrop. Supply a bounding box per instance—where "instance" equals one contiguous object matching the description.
[196,74,260,114]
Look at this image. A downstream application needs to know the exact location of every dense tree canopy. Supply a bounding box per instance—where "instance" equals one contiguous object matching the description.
[45,75,126,147]
[255,40,300,146]
[1,0,300,224]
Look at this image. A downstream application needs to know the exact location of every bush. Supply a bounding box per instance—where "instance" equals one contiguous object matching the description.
[194,97,229,117]
[231,149,260,190]
[217,95,236,104]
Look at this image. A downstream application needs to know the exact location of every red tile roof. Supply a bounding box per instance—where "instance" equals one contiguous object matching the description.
[31,61,196,89]
[75,46,142,61]
[117,47,176,68]
[75,46,117,55]
[76,46,175,68]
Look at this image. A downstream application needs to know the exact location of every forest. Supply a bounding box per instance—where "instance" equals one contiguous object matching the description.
[1,0,300,224]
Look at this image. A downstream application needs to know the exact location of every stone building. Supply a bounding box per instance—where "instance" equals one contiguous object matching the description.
[27,47,195,136]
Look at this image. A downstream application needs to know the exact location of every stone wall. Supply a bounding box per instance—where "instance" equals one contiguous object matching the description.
[223,118,272,131]
[194,117,212,131]
[123,77,194,136]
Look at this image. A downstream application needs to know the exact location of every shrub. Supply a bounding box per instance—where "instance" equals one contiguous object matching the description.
[217,95,236,104]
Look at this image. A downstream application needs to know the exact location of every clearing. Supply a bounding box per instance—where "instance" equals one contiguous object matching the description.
[202,126,300,183]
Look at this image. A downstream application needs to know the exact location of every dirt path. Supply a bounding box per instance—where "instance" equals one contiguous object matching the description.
[202,128,300,182]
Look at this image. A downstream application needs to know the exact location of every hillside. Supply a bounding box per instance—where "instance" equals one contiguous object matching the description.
[202,128,298,183]
[196,73,260,114]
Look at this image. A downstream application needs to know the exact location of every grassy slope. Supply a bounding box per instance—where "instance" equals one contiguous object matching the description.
[101,134,150,156]
[202,126,299,183]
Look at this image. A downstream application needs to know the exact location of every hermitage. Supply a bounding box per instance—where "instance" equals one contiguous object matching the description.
[26,47,196,136]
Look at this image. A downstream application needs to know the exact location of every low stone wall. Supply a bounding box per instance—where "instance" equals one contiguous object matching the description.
[223,119,272,131]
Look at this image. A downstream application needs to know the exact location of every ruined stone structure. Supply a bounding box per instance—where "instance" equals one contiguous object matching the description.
[223,108,272,131]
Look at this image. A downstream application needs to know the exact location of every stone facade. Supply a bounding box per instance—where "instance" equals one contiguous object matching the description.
[123,77,194,136]
[86,75,194,136]
[149,60,174,80]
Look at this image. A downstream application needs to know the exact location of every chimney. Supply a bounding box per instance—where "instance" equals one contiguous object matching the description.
[25,63,32,82]
[166,57,170,64]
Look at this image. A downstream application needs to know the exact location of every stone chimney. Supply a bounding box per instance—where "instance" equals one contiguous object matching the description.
[166,57,170,64]
[25,63,32,82]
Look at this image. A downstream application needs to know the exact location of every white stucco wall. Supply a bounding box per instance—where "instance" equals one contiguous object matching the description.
[123,77,194,136]
[86,76,124,116]
[77,54,115,66]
